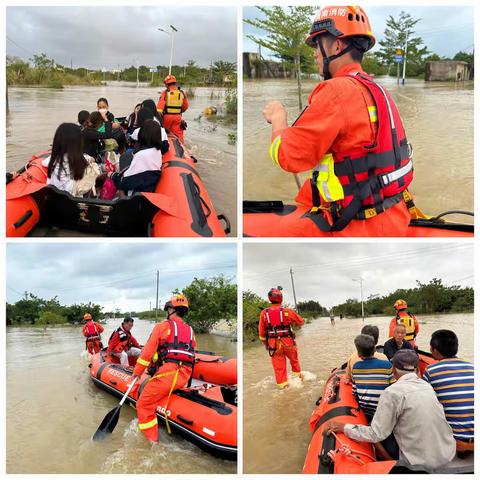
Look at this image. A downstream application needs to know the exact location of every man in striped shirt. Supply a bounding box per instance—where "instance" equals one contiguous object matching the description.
[351,334,394,420]
[423,329,474,455]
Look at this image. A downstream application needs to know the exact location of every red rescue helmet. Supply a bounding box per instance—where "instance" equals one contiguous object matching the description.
[394,299,408,311]
[164,74,177,85]
[305,6,376,50]
[268,287,283,304]
[83,313,92,321]
[164,293,189,311]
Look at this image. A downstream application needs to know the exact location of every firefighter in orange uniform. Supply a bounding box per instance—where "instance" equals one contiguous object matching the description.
[259,287,305,388]
[82,313,104,354]
[388,299,419,347]
[106,316,142,366]
[263,5,416,237]
[132,294,196,442]
[157,75,189,143]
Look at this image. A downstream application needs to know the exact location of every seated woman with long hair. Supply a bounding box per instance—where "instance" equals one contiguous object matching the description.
[109,120,164,195]
[42,123,99,196]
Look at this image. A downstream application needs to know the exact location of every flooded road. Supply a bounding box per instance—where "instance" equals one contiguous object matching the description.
[6,83,237,235]
[243,78,473,220]
[6,317,237,474]
[243,313,473,474]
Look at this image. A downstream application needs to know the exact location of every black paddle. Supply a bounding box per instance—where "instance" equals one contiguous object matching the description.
[92,377,138,441]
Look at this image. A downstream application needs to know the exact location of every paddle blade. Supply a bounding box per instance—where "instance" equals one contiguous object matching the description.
[93,405,121,441]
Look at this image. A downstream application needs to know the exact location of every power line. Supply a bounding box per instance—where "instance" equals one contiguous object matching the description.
[6,36,35,57]
[244,244,471,279]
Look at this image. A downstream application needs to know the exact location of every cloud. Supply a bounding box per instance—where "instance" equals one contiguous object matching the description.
[7,6,237,69]
[243,6,473,58]
[244,243,473,308]
[6,243,237,312]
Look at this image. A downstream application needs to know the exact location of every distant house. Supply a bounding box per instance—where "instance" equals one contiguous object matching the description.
[425,61,472,81]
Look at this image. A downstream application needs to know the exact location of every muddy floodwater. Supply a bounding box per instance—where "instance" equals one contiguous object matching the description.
[6,83,237,235]
[6,317,237,474]
[243,313,473,474]
[244,78,473,221]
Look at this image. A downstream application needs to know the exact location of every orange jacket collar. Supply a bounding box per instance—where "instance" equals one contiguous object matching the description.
[333,62,365,78]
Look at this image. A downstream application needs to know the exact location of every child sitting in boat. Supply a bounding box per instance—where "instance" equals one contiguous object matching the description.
[42,122,100,197]
[108,119,164,195]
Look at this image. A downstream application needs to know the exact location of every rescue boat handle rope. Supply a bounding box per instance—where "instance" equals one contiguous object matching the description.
[327,431,377,465]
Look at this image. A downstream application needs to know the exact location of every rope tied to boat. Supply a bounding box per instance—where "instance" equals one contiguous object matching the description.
[327,431,377,465]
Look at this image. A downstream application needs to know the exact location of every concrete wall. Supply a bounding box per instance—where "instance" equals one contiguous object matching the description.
[425,61,472,81]
[243,52,293,79]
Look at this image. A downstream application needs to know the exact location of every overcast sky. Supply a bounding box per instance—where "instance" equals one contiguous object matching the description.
[244,6,474,59]
[6,6,236,69]
[244,243,473,309]
[6,243,236,312]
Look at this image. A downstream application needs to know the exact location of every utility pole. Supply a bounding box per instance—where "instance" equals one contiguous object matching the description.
[70,58,73,70]
[289,267,298,309]
[136,60,139,87]
[155,270,159,319]
[401,30,409,85]
[352,278,365,322]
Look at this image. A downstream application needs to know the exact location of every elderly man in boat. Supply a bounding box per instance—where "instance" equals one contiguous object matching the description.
[325,350,456,470]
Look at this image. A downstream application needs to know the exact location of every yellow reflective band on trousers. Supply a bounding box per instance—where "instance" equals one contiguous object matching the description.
[139,417,158,430]
[368,105,378,123]
[165,90,184,114]
[269,135,282,166]
[312,153,344,202]
[136,357,150,367]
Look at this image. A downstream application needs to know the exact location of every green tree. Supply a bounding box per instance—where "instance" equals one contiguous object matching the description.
[244,6,316,110]
[37,310,67,325]
[180,276,237,333]
[361,52,388,76]
[243,290,268,343]
[453,51,474,65]
[374,11,430,78]
[211,60,237,85]
[297,299,328,318]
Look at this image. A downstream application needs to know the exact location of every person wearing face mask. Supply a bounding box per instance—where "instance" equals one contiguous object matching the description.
[97,97,116,123]
[96,97,127,154]
[262,6,415,237]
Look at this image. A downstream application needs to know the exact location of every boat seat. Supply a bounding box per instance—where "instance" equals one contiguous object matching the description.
[34,186,159,236]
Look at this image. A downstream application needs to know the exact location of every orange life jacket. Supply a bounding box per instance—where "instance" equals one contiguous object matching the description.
[108,327,133,352]
[157,318,195,366]
[308,71,414,232]
[265,308,294,339]
[84,321,100,339]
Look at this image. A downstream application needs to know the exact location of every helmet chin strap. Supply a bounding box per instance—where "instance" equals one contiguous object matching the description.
[317,36,355,80]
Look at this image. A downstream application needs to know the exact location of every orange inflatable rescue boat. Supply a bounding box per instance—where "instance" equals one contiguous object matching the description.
[6,135,230,237]
[243,201,473,237]
[193,350,237,386]
[303,350,473,474]
[90,350,237,460]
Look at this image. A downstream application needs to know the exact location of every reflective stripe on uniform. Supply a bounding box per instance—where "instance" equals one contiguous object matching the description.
[269,135,282,166]
[259,336,266,341]
[139,417,158,430]
[137,357,150,366]
[312,153,344,203]
[380,159,413,186]
[368,105,378,123]
[277,381,288,388]
[167,349,195,357]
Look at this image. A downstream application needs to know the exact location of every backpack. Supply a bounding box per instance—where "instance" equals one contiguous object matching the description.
[73,158,101,197]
